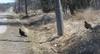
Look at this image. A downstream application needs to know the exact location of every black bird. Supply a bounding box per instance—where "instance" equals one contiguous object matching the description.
[19,28,27,37]
[84,21,93,30]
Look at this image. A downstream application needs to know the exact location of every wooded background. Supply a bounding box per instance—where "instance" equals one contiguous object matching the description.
[14,0,100,13]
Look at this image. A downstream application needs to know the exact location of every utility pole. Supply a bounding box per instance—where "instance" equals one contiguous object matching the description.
[55,0,64,36]
[24,0,28,16]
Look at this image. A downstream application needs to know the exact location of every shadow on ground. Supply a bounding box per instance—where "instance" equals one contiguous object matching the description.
[62,25,100,54]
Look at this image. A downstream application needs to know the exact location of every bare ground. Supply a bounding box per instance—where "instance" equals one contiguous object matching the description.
[1,8,100,54]
[25,9,100,54]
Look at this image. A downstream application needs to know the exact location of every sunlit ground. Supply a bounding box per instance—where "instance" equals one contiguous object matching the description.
[0,18,7,34]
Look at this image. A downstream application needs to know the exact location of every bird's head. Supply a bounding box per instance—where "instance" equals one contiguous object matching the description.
[84,21,87,24]
[19,28,21,31]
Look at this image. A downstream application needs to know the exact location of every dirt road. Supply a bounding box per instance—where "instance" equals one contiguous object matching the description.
[0,15,32,54]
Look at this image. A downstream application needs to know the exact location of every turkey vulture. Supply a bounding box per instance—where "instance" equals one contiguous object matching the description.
[19,28,27,37]
[84,21,93,30]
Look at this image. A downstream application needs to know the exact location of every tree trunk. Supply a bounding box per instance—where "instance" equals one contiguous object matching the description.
[18,0,21,13]
[24,0,28,16]
[55,0,64,36]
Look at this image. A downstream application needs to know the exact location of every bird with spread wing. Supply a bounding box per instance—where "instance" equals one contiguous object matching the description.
[84,21,93,30]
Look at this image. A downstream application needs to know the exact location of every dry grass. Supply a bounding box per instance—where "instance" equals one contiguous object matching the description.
[73,8,100,21]
[24,8,100,54]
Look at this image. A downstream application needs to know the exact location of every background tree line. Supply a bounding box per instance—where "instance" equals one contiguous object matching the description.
[14,0,100,14]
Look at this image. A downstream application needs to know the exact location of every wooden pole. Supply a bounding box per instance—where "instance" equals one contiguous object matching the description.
[55,0,64,36]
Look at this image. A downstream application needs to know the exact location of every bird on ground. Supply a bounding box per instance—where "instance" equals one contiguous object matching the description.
[84,21,93,30]
[19,28,27,37]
